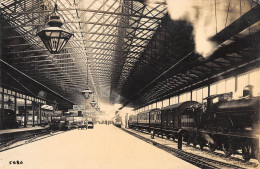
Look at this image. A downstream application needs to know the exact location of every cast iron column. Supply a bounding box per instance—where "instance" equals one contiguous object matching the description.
[32,101,35,127]
[14,92,17,126]
[24,99,27,127]
[1,88,4,129]
[39,102,42,126]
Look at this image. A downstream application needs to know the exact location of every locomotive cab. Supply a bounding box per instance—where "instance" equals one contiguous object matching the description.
[202,92,233,130]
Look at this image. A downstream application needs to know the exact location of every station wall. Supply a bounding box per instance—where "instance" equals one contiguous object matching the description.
[136,67,260,113]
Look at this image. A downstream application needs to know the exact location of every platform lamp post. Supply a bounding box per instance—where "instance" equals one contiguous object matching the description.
[37,3,73,54]
[81,58,93,99]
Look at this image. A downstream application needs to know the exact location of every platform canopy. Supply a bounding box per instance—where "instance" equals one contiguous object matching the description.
[0,0,260,110]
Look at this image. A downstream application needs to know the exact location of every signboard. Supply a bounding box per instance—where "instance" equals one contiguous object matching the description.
[41,104,54,110]
[73,105,86,110]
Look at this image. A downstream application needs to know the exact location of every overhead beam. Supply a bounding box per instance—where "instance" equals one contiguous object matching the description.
[5,47,143,55]
[0,59,76,105]
[211,4,260,44]
[1,7,165,20]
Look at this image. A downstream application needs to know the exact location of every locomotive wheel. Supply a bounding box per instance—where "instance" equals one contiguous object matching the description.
[223,144,231,157]
[192,141,197,148]
[200,141,205,150]
[209,143,216,152]
[192,136,199,147]
[187,136,193,146]
[182,132,189,145]
[222,142,234,157]
[171,135,175,141]
[242,141,252,162]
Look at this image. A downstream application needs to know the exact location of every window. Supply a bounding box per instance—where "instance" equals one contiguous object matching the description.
[210,83,217,96]
[163,99,169,107]
[152,103,157,109]
[226,77,235,94]
[17,98,25,126]
[202,86,208,99]
[157,101,162,108]
[249,69,260,96]
[192,90,197,101]
[179,92,191,102]
[170,96,178,105]
[217,80,226,94]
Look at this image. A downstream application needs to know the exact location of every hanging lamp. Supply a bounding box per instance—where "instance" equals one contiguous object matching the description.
[37,3,73,54]
[90,92,97,107]
[81,58,92,99]
[90,100,97,108]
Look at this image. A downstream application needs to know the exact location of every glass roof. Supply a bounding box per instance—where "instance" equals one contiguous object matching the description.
[0,0,167,106]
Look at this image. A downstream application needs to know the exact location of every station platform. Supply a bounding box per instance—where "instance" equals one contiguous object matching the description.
[0,126,47,135]
[0,126,50,146]
[0,124,198,169]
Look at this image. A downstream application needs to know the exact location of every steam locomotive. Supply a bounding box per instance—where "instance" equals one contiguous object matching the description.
[129,86,260,162]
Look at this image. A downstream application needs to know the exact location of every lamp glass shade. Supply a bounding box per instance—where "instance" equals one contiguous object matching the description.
[81,88,93,99]
[37,15,73,54]
[90,100,97,107]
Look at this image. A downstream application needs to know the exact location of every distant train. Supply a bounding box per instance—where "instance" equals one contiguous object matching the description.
[50,111,90,130]
[113,115,122,128]
[129,86,260,162]
[50,115,70,130]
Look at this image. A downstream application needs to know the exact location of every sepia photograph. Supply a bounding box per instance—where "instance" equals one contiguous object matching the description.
[0,0,260,168]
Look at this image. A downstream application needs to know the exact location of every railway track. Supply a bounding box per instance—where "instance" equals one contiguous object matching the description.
[132,128,259,167]
[122,127,254,169]
[0,130,66,152]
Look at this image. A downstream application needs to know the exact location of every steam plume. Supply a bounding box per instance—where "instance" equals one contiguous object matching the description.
[147,0,251,58]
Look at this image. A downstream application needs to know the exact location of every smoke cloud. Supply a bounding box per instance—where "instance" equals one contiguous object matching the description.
[147,0,252,58]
